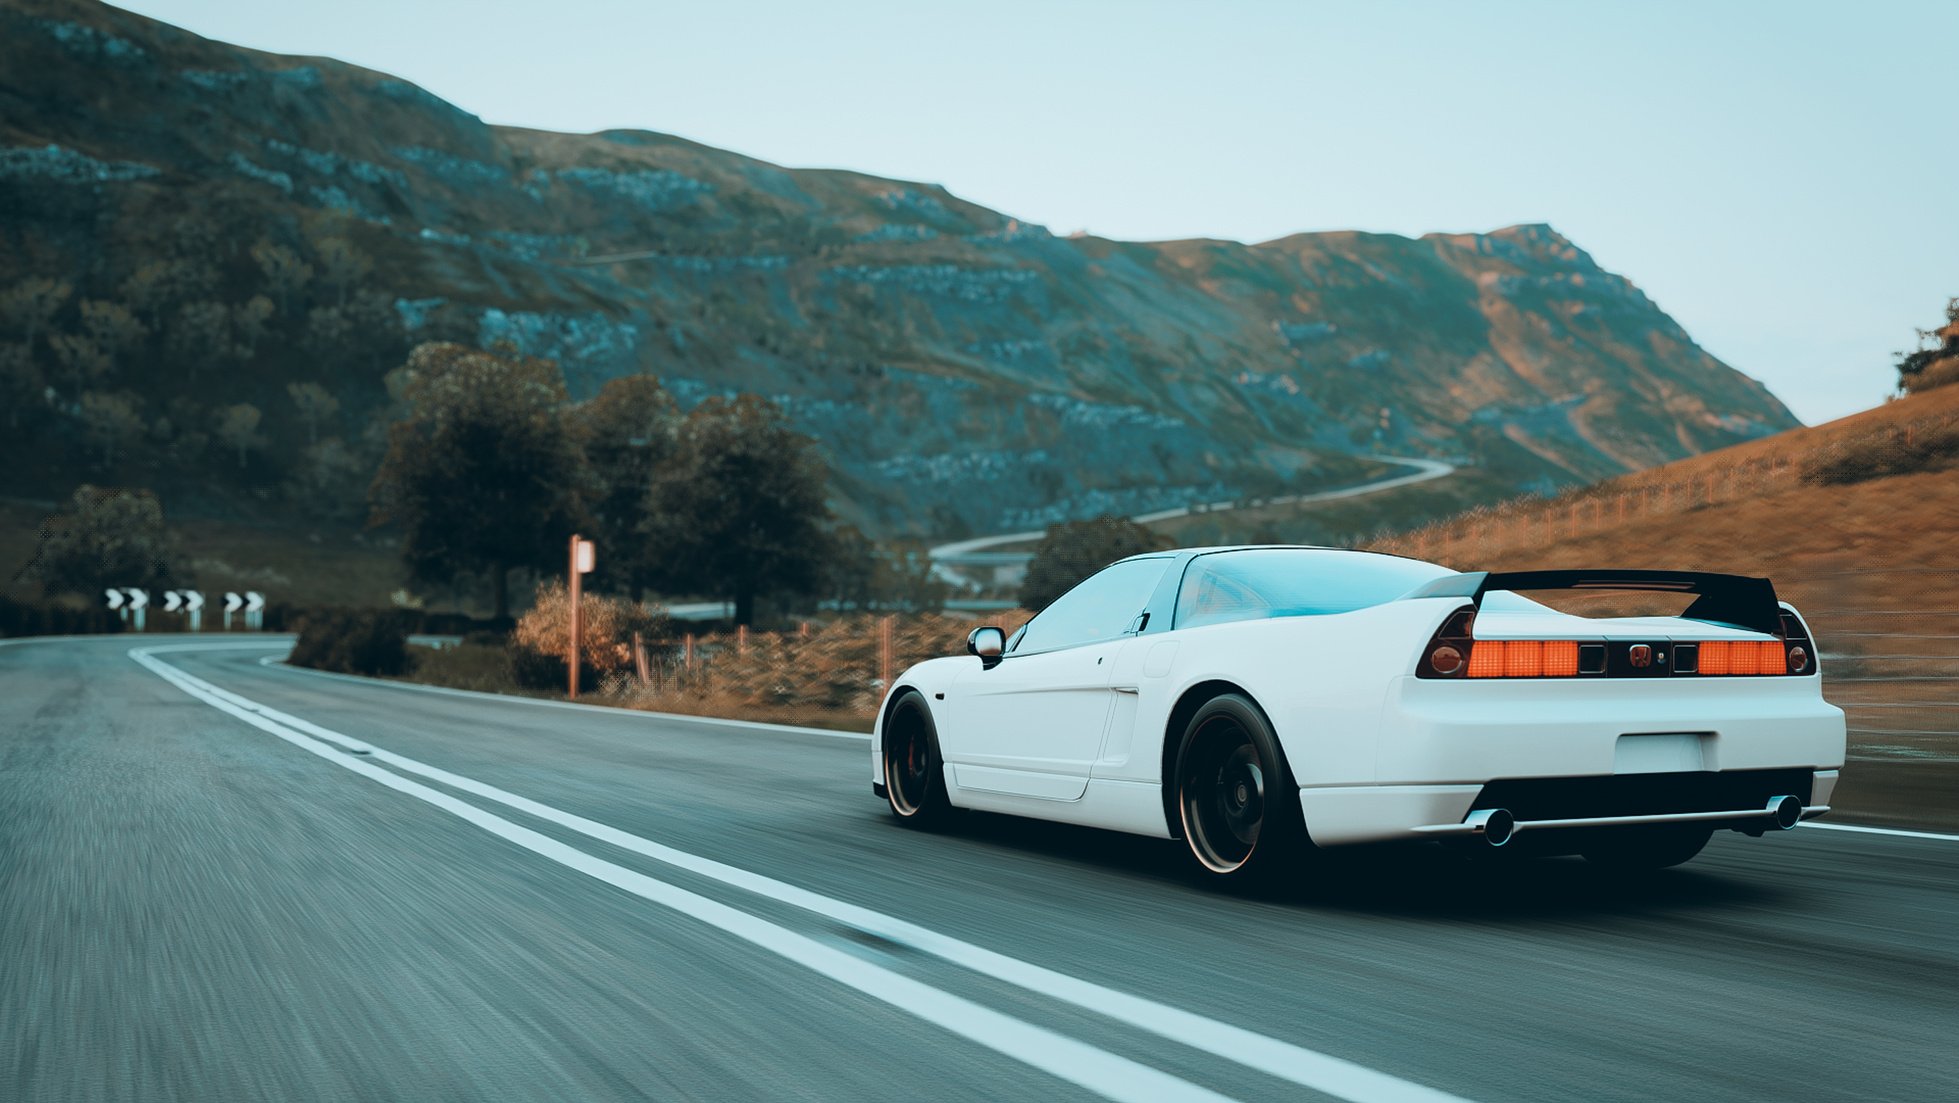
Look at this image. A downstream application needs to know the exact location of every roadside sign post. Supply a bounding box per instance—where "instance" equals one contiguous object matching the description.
[245,591,265,631]
[184,590,204,633]
[224,592,242,631]
[127,588,148,632]
[567,535,594,698]
[106,588,126,623]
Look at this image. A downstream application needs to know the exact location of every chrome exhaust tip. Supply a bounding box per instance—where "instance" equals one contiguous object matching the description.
[1464,808,1516,848]
[1767,795,1803,831]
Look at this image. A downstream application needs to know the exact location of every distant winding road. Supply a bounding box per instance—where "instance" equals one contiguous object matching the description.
[3,635,1955,1102]
[928,454,1458,569]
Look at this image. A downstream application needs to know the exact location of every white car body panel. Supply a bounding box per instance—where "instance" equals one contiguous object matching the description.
[871,548,1849,851]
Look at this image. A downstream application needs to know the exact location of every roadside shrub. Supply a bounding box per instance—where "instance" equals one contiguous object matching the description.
[508,580,671,691]
[1802,421,1959,486]
[1902,356,1959,394]
[289,609,410,676]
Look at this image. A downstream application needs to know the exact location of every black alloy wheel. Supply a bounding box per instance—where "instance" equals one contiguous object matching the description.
[883,691,949,826]
[1174,694,1303,881]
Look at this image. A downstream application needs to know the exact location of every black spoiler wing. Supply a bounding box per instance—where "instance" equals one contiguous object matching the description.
[1402,569,1785,636]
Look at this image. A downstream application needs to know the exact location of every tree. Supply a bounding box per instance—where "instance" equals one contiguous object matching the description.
[47,333,110,398]
[166,301,234,376]
[572,374,679,600]
[78,299,146,357]
[214,403,263,469]
[1018,516,1171,612]
[0,342,42,427]
[20,485,183,597]
[287,381,341,445]
[314,237,372,308]
[78,391,146,467]
[643,394,832,626]
[1897,297,1959,394]
[0,277,71,347]
[368,342,586,620]
[231,296,274,358]
[251,239,312,315]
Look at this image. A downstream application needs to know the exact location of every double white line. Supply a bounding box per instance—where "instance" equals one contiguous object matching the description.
[133,643,1473,1103]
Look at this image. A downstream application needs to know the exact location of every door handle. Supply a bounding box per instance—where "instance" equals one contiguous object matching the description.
[1112,686,1140,695]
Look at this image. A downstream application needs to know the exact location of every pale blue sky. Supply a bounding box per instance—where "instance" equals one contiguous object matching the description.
[119,0,1957,424]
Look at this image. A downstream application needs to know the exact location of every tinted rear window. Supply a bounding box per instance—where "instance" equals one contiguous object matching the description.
[1174,550,1451,630]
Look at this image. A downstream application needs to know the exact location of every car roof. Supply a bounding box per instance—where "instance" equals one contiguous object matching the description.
[1117,544,1439,567]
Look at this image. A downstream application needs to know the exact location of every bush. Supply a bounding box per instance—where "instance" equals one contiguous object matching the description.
[289,609,410,676]
[508,580,670,691]
[1018,516,1171,612]
[1802,421,1959,485]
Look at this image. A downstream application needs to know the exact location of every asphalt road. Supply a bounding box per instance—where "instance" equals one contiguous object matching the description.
[4,636,1956,1103]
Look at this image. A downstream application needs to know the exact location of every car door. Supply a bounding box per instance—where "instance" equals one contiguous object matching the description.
[941,557,1172,801]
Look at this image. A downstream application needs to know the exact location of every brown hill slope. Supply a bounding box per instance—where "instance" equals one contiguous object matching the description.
[0,0,1797,537]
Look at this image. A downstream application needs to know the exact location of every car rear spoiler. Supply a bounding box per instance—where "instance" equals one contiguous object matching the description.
[1402,569,1785,636]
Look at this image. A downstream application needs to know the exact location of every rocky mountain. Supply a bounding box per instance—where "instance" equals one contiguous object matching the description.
[0,0,1799,538]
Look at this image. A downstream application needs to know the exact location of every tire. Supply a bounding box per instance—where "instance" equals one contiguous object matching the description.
[1580,824,1712,870]
[1173,694,1305,883]
[883,691,951,827]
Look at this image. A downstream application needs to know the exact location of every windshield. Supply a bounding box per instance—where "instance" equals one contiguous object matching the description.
[1173,549,1453,630]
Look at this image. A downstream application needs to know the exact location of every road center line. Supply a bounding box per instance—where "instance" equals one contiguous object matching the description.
[130,645,1241,1103]
[137,642,1477,1103]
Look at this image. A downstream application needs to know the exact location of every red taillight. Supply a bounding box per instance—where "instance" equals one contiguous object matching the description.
[1697,639,1786,676]
[1465,639,1580,678]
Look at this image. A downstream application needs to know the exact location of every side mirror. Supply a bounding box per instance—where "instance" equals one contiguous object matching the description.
[966,626,1005,669]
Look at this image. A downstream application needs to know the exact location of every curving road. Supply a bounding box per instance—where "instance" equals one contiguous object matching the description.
[928,455,1458,568]
[4,636,1956,1102]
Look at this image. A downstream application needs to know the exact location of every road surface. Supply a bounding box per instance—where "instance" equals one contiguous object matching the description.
[3,635,1955,1102]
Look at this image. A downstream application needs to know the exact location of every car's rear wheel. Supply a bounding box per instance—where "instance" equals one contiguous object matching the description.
[1580,823,1712,870]
[883,691,950,827]
[1174,694,1304,883]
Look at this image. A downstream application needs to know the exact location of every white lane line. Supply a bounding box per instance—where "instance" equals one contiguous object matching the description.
[253,653,870,742]
[140,642,1477,1103]
[129,646,1238,1103]
[1802,822,1959,842]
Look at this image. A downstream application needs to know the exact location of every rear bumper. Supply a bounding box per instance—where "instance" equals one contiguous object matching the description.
[1300,768,1841,845]
[1297,675,1847,846]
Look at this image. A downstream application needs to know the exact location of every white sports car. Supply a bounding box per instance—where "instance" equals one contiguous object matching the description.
[871,546,1847,882]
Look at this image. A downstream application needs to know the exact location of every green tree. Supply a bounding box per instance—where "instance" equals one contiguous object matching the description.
[78,390,146,467]
[642,394,832,626]
[47,333,110,398]
[165,301,234,377]
[20,485,184,597]
[572,374,679,600]
[0,277,71,347]
[78,299,146,358]
[0,342,42,427]
[1018,516,1171,612]
[214,403,264,469]
[314,237,372,308]
[251,239,312,315]
[231,296,275,358]
[287,381,341,445]
[368,342,587,620]
[1897,297,1959,394]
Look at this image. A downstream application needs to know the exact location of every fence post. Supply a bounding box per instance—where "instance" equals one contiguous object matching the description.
[879,615,892,689]
[737,623,747,657]
[684,632,694,669]
[633,631,649,687]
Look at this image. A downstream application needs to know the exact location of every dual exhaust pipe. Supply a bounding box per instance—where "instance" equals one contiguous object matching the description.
[1464,795,1805,848]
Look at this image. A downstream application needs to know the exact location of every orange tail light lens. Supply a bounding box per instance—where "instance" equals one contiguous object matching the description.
[1695,639,1788,676]
[1466,639,1581,678]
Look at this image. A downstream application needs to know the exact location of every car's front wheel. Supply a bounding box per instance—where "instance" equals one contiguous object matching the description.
[1173,694,1305,883]
[883,691,951,827]
[1580,823,1712,870]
